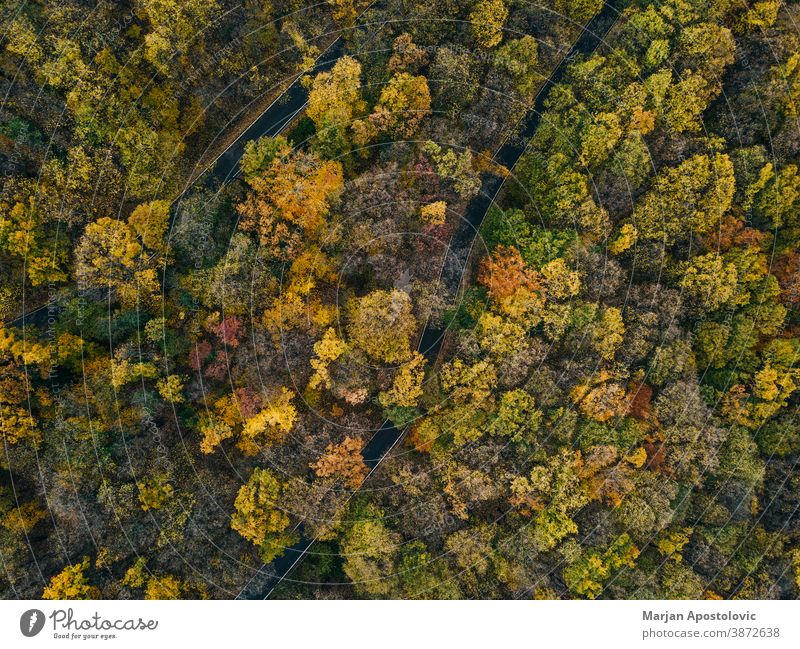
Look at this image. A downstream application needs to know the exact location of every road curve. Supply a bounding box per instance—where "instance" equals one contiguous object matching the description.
[254,0,627,600]
[5,5,380,330]
[3,0,626,600]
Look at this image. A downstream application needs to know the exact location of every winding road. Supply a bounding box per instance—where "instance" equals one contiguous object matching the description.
[247,0,627,599]
[4,6,375,330]
[4,0,626,600]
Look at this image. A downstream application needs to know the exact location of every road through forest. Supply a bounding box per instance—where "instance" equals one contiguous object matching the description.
[5,7,373,329]
[5,0,626,599]
[246,0,627,600]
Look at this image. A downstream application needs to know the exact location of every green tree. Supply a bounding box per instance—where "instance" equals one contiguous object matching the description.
[306,56,366,157]
[752,164,800,229]
[487,389,543,444]
[552,0,603,23]
[339,502,401,597]
[240,136,286,182]
[493,36,539,97]
[429,47,477,116]
[423,141,482,199]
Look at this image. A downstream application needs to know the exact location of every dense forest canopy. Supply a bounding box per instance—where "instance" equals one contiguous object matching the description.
[1,0,800,600]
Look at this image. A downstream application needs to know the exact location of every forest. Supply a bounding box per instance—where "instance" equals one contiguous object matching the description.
[1,0,800,600]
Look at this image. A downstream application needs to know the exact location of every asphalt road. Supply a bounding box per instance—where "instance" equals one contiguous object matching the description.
[3,0,625,600]
[4,13,362,330]
[250,0,627,600]
[195,42,346,187]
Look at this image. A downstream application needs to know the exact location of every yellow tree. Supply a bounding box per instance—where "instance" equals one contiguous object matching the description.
[238,387,298,455]
[75,217,160,307]
[633,154,735,243]
[470,0,508,49]
[122,558,190,599]
[42,557,100,600]
[230,468,298,562]
[328,0,359,27]
[128,200,170,251]
[1,325,50,446]
[1,500,45,536]
[0,184,68,286]
[563,534,639,599]
[378,351,426,409]
[420,201,447,226]
[0,393,40,446]
[440,359,497,405]
[475,312,526,358]
[347,289,417,364]
[237,140,343,260]
[198,411,234,454]
[137,476,174,511]
[594,307,625,361]
[309,328,349,390]
[369,73,431,138]
[570,372,628,422]
[156,375,185,403]
[680,253,738,313]
[138,0,219,73]
[198,387,298,455]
